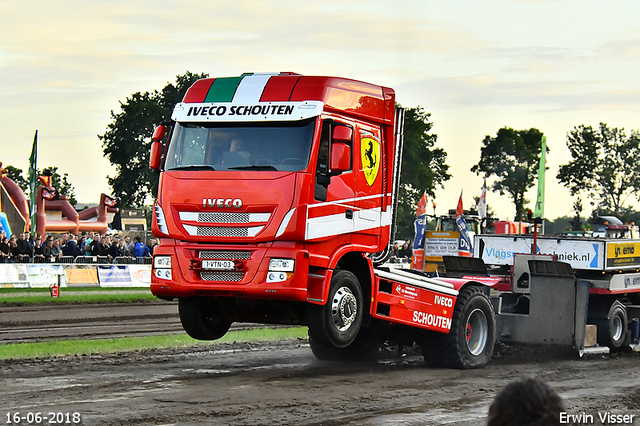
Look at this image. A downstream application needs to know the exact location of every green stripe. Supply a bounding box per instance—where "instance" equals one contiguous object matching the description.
[204,76,245,102]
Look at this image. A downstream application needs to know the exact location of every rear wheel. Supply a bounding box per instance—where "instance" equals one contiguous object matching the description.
[420,286,495,369]
[594,301,628,351]
[179,297,232,340]
[308,269,364,349]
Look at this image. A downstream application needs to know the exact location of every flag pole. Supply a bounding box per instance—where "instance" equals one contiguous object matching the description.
[28,130,38,234]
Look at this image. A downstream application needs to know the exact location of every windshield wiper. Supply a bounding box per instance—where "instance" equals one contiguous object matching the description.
[168,165,216,171]
[227,165,278,171]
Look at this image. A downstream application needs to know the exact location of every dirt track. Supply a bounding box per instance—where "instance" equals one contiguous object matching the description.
[2,336,640,425]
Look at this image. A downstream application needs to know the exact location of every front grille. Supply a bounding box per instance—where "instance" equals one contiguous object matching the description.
[200,271,244,282]
[178,210,270,239]
[199,250,251,260]
[179,211,270,224]
[183,224,264,238]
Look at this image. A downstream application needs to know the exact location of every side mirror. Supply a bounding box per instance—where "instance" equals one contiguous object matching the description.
[152,125,167,142]
[150,125,167,170]
[150,141,162,170]
[330,142,351,173]
[332,126,352,144]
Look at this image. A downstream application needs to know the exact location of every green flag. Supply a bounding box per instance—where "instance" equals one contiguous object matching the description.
[534,136,546,219]
[28,130,37,233]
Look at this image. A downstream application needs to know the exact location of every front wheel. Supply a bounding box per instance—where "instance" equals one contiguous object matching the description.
[421,286,496,369]
[308,269,364,348]
[178,297,232,341]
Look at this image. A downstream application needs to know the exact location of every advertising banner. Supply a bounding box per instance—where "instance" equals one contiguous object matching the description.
[411,214,428,270]
[127,265,152,287]
[96,265,133,287]
[26,264,65,288]
[0,264,151,288]
[476,235,604,271]
[0,264,29,288]
[606,241,640,268]
[64,265,100,287]
[424,231,459,261]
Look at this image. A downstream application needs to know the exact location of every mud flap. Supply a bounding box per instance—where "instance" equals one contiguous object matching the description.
[495,257,589,353]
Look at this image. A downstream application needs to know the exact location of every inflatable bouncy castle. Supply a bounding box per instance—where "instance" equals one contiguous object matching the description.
[0,169,118,236]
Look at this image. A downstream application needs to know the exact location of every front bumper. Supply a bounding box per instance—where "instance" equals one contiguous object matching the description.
[150,242,310,301]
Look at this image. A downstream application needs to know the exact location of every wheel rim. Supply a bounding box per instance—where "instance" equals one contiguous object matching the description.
[465,308,488,356]
[331,286,358,332]
[612,314,624,342]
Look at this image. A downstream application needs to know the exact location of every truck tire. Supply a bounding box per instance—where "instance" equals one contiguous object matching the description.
[420,286,495,369]
[308,321,383,361]
[178,297,232,341]
[595,302,628,351]
[307,269,364,348]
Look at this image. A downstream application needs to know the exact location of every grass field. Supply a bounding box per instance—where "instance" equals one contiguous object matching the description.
[0,287,157,305]
[0,327,309,360]
[0,287,309,360]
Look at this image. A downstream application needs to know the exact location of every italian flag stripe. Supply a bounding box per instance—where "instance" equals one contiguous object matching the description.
[189,73,297,104]
[204,76,245,102]
[233,74,275,103]
[182,79,215,103]
[260,75,300,102]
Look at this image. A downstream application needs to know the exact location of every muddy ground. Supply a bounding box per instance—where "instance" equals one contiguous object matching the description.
[2,338,639,426]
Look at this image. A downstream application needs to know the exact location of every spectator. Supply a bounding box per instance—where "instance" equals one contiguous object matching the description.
[17,232,31,259]
[78,235,87,254]
[42,237,54,261]
[133,236,150,258]
[51,238,62,261]
[9,235,19,261]
[62,233,81,258]
[27,233,36,258]
[109,235,123,259]
[392,242,399,257]
[89,234,107,257]
[398,239,412,259]
[85,232,95,256]
[148,238,158,256]
[33,234,45,260]
[117,237,130,257]
[0,236,10,263]
[486,378,565,426]
[100,235,112,259]
[124,235,135,256]
[40,234,52,248]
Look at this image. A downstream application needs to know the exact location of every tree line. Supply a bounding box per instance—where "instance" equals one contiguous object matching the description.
[9,72,640,238]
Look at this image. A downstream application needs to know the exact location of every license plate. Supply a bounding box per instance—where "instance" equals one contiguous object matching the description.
[202,260,235,270]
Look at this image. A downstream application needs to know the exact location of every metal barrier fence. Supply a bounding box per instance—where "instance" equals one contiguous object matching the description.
[1,254,152,265]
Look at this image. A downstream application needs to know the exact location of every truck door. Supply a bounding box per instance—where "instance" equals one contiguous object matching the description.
[355,123,384,238]
[306,119,356,241]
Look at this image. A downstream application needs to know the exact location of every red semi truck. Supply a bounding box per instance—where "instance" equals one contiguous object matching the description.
[148,72,499,368]
[150,73,623,369]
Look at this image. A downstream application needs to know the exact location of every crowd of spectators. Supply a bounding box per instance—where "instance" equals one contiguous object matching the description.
[0,231,157,264]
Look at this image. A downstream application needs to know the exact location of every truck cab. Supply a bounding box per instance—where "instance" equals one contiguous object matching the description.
[149,73,400,349]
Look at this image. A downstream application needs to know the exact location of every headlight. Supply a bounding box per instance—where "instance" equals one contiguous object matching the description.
[154,256,172,268]
[154,269,172,280]
[269,258,295,272]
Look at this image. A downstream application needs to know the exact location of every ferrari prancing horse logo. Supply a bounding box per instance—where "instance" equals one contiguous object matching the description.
[360,135,380,186]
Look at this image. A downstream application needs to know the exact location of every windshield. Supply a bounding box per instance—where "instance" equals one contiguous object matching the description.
[164,118,316,172]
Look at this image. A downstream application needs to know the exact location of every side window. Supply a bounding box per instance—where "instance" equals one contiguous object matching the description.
[316,121,330,175]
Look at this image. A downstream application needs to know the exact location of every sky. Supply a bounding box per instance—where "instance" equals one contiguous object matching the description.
[1,0,640,221]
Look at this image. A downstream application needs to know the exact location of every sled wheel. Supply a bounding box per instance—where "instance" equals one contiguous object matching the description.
[595,302,628,351]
